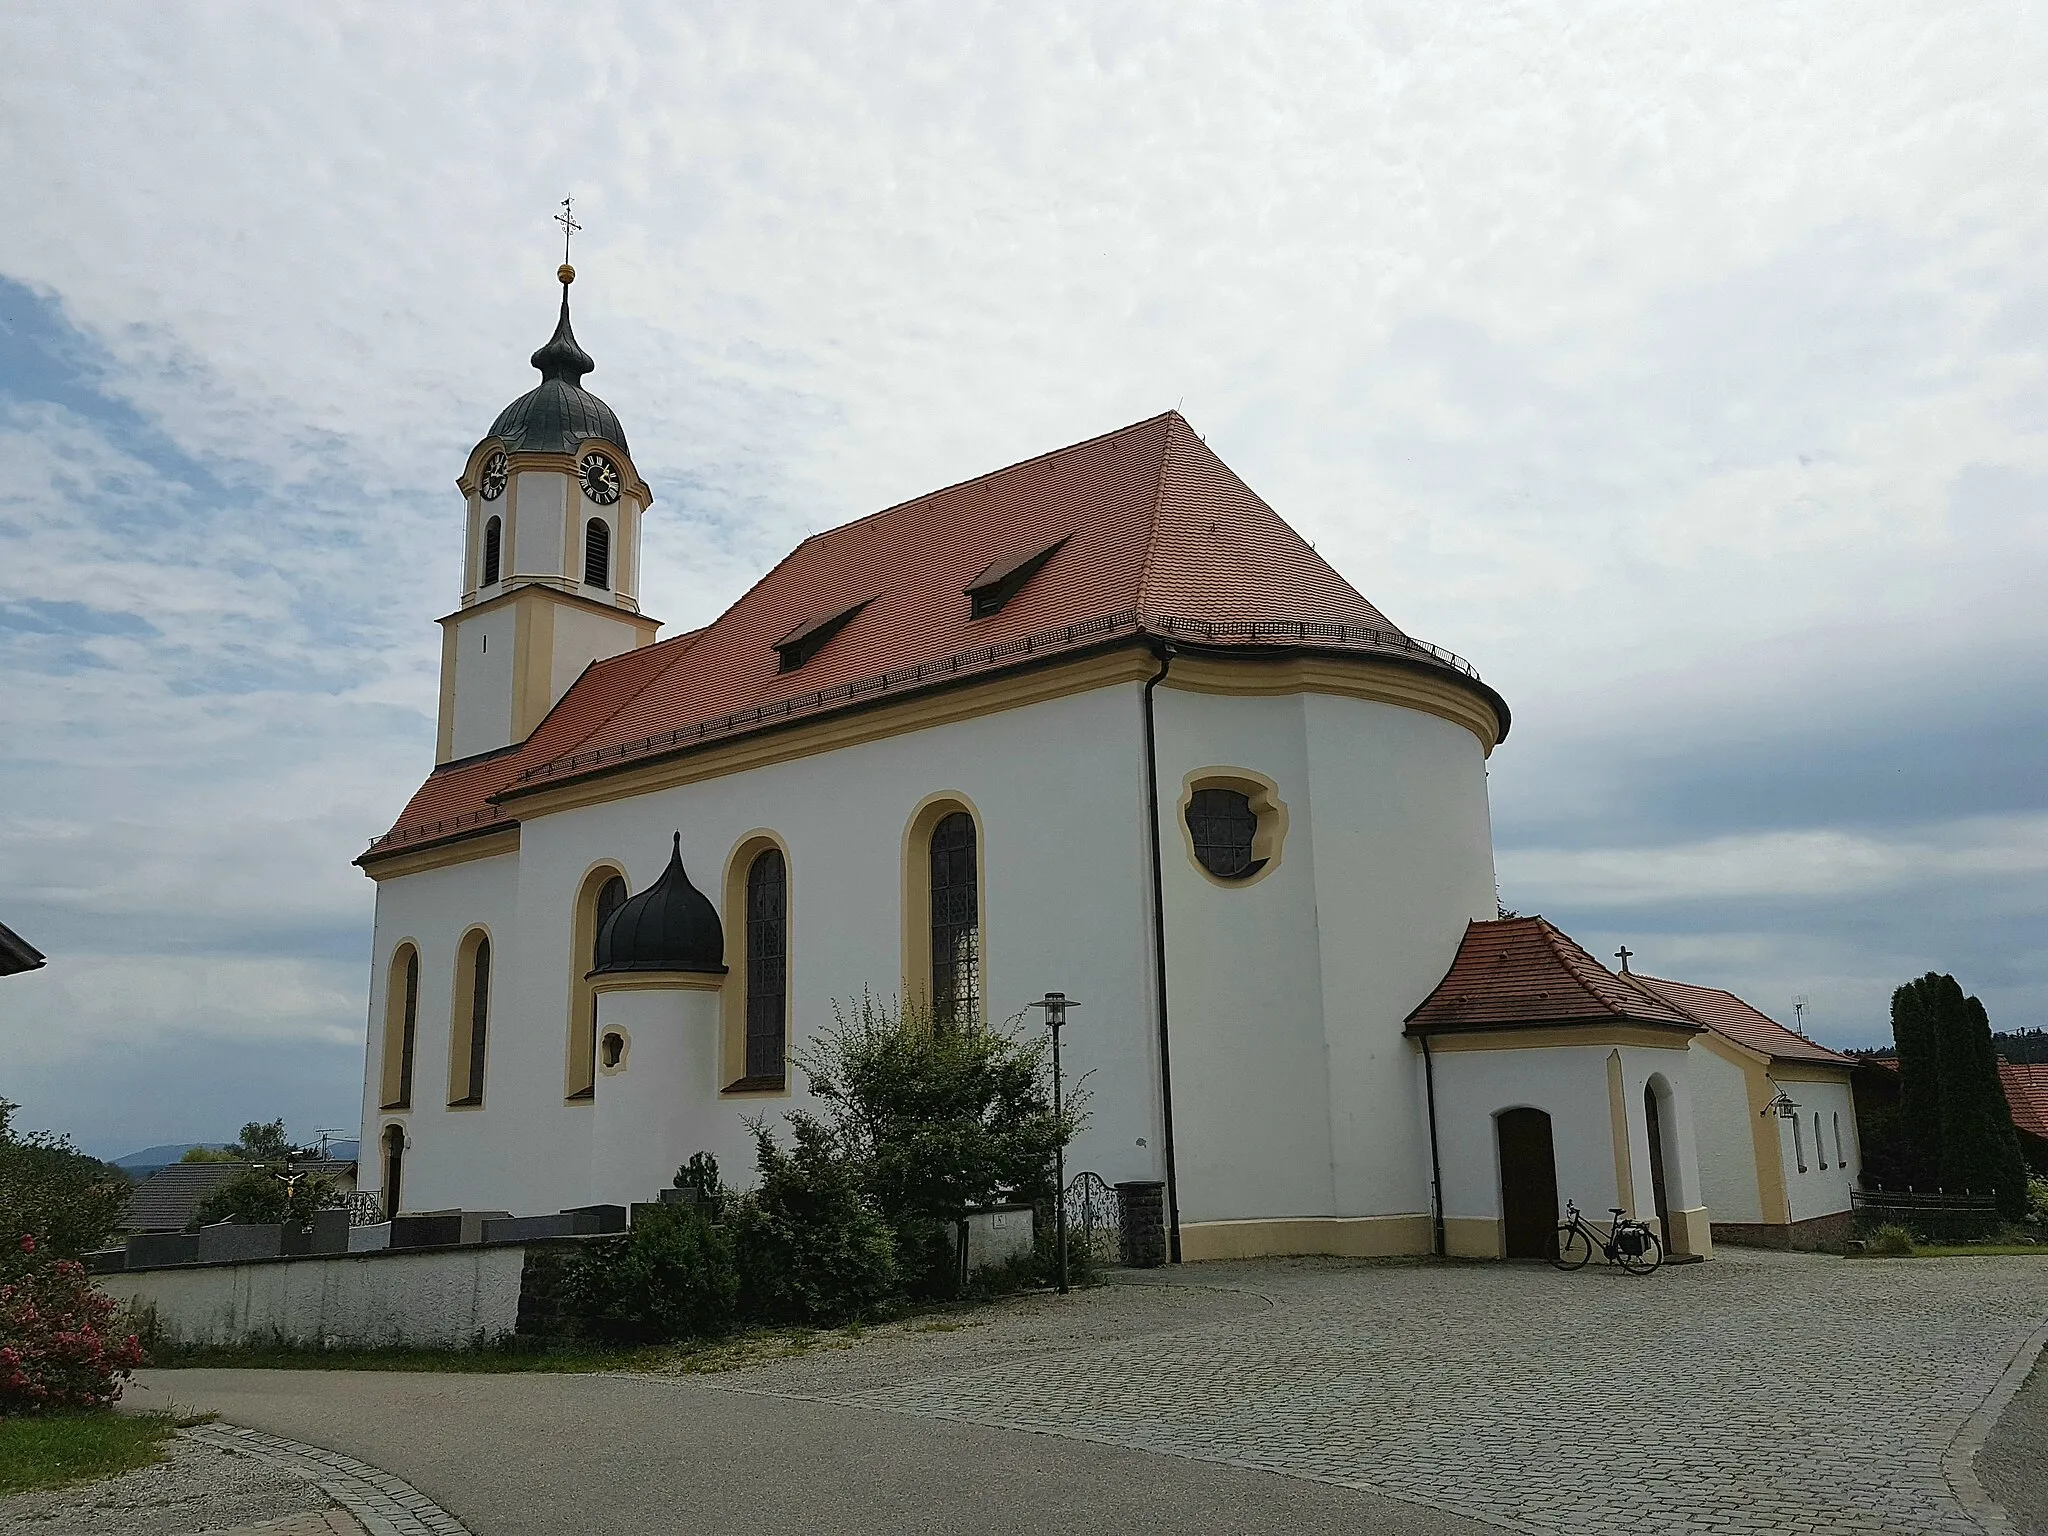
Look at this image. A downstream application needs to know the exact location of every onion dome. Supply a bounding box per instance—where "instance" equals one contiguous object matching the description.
[482,276,630,457]
[591,834,726,976]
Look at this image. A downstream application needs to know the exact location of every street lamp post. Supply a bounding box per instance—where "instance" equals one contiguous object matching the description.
[1034,991,1074,1295]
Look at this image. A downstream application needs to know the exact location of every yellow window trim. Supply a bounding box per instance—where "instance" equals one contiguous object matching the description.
[721,831,794,1097]
[1177,767,1289,889]
[900,791,987,1030]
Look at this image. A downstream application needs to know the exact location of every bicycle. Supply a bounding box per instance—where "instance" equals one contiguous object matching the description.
[1550,1199,1663,1274]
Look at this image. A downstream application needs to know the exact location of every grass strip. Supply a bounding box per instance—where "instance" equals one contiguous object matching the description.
[0,1411,182,1497]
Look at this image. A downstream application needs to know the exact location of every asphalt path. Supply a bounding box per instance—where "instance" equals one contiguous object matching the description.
[1983,1350,2048,1536]
[125,1367,1497,1536]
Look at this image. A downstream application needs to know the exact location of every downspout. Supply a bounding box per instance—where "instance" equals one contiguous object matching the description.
[1141,640,1183,1262]
[1421,1031,1446,1258]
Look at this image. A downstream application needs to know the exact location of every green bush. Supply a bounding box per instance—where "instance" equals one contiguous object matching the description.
[2028,1176,2048,1226]
[799,992,1084,1299]
[729,1118,897,1326]
[562,1202,738,1344]
[0,1102,128,1262]
[1867,1224,1915,1257]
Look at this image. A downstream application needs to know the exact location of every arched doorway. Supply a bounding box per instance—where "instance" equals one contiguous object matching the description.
[382,1125,405,1219]
[1496,1107,1559,1259]
[1644,1080,1673,1247]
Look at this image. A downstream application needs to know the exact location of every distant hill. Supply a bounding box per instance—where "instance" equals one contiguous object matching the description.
[110,1143,236,1181]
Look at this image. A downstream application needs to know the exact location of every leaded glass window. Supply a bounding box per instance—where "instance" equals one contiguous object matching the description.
[464,935,491,1104]
[745,849,787,1081]
[1187,787,1259,879]
[396,948,418,1107]
[930,811,980,1028]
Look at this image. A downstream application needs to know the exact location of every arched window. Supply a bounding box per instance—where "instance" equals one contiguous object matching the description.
[1833,1112,1845,1167]
[930,811,980,1029]
[381,1125,405,1219]
[379,944,420,1111]
[744,848,787,1082]
[568,871,628,1100]
[583,518,611,589]
[1792,1113,1806,1173]
[482,515,502,586]
[450,930,492,1106]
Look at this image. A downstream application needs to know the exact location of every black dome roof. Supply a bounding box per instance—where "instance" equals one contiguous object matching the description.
[482,289,630,457]
[591,834,726,976]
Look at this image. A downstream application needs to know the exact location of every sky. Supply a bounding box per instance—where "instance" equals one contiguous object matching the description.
[0,3,2043,1159]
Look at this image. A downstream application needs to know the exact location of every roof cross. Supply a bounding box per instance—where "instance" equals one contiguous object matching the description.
[1614,945,1633,974]
[556,197,581,267]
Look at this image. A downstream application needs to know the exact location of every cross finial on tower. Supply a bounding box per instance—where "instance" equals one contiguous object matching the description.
[1614,945,1634,974]
[555,196,582,285]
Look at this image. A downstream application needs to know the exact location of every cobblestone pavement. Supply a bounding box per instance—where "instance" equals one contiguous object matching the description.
[708,1250,2048,1536]
[181,1425,469,1536]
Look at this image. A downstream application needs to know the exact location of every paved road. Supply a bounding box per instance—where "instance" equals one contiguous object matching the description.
[128,1250,2048,1536]
[1982,1350,2048,1536]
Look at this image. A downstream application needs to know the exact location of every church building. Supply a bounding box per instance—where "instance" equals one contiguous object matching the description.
[354,263,1822,1262]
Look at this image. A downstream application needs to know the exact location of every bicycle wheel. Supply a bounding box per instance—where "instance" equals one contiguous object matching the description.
[1551,1223,1593,1270]
[1617,1227,1663,1275]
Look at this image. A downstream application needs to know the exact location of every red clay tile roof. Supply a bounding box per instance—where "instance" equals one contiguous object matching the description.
[1999,1059,2048,1142]
[364,412,1506,863]
[1624,974,1853,1068]
[1404,917,1699,1034]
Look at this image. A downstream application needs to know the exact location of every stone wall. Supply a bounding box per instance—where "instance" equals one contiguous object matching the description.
[1711,1209,1856,1252]
[100,1243,539,1349]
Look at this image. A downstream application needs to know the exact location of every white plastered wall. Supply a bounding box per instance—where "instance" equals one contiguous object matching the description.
[513,471,566,579]
[1688,1041,1765,1224]
[1776,1074,1858,1222]
[548,602,643,704]
[447,605,517,761]
[361,669,1503,1230]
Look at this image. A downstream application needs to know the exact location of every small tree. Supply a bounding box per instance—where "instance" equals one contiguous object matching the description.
[798,992,1085,1299]
[0,1101,129,1261]
[232,1120,294,1161]
[1890,979,1942,1184]
[1889,974,2029,1220]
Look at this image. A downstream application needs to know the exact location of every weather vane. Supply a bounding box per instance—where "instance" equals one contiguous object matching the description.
[555,196,581,284]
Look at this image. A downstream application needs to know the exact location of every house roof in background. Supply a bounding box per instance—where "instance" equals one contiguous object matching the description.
[1625,974,1854,1068]
[123,1159,356,1233]
[0,919,46,976]
[364,412,1507,863]
[1405,917,1700,1035]
[2000,1059,2048,1142]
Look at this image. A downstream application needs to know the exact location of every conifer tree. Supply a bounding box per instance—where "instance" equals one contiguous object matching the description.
[1935,989,2030,1220]
[1890,975,1943,1184]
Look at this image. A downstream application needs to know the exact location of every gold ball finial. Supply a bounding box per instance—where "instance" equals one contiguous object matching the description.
[558,263,576,285]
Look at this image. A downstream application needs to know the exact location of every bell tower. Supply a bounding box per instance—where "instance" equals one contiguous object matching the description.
[436,216,660,764]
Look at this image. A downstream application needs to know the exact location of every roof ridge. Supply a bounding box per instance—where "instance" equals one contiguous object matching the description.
[1135,412,1186,610]
[1533,918,1631,1018]
[802,410,1182,550]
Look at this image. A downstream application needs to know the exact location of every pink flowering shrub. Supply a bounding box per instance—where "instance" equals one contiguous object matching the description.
[0,1234,143,1415]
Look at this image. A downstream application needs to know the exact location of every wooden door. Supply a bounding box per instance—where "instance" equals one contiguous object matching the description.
[1645,1085,1671,1246]
[1497,1108,1559,1259]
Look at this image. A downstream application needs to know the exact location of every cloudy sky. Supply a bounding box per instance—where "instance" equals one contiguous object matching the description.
[1,4,2043,1158]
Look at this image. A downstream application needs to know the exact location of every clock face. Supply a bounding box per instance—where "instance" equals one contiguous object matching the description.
[580,453,622,506]
[479,450,508,501]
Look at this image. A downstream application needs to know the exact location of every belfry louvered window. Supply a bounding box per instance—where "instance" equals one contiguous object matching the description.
[1186,788,1259,879]
[929,812,980,1029]
[482,516,503,586]
[584,518,611,589]
[745,849,787,1082]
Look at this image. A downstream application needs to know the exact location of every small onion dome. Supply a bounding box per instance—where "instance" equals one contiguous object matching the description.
[591,834,727,976]
[481,284,630,457]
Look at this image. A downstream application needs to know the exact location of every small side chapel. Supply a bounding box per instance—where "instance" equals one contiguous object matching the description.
[355,261,1843,1262]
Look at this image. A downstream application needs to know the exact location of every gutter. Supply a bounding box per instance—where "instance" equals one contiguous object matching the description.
[1141,640,1183,1262]
[1419,1031,1446,1257]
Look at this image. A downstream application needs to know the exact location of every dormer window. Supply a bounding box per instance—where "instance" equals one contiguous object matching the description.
[773,599,870,673]
[966,535,1068,619]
